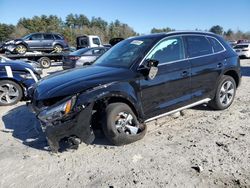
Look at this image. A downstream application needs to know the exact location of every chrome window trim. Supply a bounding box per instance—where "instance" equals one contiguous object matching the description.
[137,34,226,68]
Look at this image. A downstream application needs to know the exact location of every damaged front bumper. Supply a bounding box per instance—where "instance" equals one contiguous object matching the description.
[28,101,95,152]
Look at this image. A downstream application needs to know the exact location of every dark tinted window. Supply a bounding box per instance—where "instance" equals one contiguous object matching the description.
[31,34,43,40]
[208,37,224,52]
[92,49,102,55]
[43,34,54,40]
[93,38,100,45]
[54,34,63,40]
[186,36,213,58]
[147,37,185,64]
[70,48,90,56]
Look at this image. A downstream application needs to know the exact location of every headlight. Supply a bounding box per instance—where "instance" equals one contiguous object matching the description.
[5,40,14,44]
[20,73,33,79]
[38,96,77,123]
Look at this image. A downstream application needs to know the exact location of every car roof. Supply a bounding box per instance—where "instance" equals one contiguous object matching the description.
[129,31,219,41]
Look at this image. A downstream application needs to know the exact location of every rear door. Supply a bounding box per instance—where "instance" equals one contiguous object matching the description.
[185,35,225,102]
[140,36,192,119]
[43,34,55,49]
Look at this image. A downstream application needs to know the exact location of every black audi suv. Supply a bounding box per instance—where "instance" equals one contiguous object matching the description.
[28,31,241,152]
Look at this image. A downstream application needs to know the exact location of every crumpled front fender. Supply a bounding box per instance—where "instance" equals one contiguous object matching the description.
[44,103,95,152]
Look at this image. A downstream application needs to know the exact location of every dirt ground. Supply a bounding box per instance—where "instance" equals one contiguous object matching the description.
[0,60,250,188]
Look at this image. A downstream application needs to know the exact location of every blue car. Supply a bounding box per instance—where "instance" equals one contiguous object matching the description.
[0,56,41,106]
[2,33,69,54]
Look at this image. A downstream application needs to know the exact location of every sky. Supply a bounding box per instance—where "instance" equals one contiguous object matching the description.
[0,0,249,34]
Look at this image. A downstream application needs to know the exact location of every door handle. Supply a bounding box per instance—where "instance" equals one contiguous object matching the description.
[181,71,189,77]
[217,63,223,68]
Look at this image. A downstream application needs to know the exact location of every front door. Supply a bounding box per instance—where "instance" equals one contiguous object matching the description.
[25,33,43,50]
[140,36,192,119]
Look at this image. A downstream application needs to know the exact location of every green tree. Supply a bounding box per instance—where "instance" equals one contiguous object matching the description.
[151,27,174,33]
[0,23,15,42]
[209,25,224,35]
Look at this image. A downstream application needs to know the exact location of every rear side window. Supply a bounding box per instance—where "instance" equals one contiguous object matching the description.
[186,36,213,58]
[207,37,224,53]
[54,34,63,40]
[43,34,54,40]
[31,34,43,40]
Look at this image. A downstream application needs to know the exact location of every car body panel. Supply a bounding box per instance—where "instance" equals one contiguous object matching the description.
[29,31,241,151]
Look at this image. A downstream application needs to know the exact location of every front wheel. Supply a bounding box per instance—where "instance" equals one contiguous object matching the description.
[209,75,236,110]
[15,44,27,54]
[0,80,23,106]
[103,103,147,146]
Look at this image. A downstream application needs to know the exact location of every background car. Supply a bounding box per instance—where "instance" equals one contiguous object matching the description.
[62,47,109,69]
[0,56,41,105]
[2,33,69,54]
[234,43,250,58]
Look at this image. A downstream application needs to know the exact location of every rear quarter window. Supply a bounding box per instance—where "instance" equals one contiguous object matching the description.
[54,34,63,40]
[207,37,225,53]
[186,36,213,58]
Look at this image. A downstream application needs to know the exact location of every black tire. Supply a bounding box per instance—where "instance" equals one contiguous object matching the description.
[39,57,51,69]
[15,44,27,55]
[0,80,23,106]
[103,103,147,146]
[209,75,236,110]
[53,44,63,53]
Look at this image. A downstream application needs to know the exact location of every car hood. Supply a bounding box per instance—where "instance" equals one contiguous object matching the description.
[1,60,34,71]
[33,65,132,100]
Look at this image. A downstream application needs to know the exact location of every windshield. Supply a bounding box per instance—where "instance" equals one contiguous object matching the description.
[70,48,90,56]
[22,34,32,40]
[234,45,249,49]
[94,37,157,68]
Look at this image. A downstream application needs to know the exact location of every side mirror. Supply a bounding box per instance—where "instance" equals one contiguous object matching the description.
[145,59,159,80]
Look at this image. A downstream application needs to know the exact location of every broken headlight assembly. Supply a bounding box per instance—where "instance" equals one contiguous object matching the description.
[38,96,77,123]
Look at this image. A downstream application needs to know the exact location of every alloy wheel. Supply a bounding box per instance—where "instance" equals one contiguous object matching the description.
[115,112,139,135]
[0,83,20,104]
[219,80,235,106]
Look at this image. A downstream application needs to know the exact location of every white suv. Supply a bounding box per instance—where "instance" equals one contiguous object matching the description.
[234,43,250,58]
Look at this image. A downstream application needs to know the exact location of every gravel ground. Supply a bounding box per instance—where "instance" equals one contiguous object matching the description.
[0,60,250,188]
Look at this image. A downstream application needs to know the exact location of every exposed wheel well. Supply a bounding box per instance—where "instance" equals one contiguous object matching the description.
[92,96,139,128]
[224,70,240,87]
[93,97,138,116]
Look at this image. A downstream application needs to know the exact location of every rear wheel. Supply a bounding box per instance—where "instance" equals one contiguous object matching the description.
[53,44,63,53]
[103,103,147,146]
[209,75,236,110]
[15,44,27,54]
[39,57,51,69]
[0,80,23,106]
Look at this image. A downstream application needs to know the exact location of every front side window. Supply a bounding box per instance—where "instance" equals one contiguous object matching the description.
[146,36,185,64]
[186,36,213,58]
[207,37,224,53]
[31,34,43,40]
